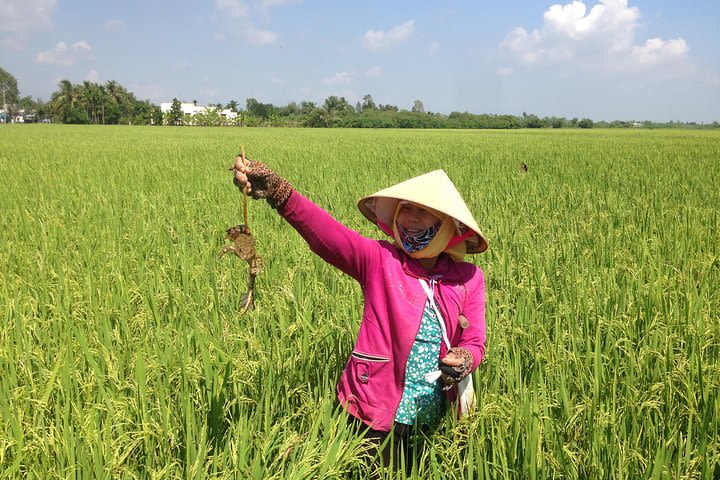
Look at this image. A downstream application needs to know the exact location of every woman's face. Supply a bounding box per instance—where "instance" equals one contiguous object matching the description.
[396,202,440,233]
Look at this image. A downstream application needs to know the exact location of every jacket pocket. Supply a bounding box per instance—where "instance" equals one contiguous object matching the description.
[350,351,389,384]
[351,351,390,363]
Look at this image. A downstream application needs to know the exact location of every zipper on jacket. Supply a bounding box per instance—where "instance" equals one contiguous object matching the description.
[351,351,390,363]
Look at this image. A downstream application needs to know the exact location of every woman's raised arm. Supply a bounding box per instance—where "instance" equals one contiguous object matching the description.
[233,156,381,284]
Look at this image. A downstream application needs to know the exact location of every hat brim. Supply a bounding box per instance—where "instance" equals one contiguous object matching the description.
[357,170,488,254]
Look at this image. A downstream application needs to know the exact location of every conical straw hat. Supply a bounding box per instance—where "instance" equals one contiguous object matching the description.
[357,170,488,254]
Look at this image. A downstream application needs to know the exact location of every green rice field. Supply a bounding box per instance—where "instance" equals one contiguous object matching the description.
[1,125,719,479]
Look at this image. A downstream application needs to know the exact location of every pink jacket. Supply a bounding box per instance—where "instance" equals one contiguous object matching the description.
[278,191,486,432]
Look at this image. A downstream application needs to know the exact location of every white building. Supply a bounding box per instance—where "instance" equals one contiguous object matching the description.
[160,102,207,116]
[160,102,237,120]
[220,109,238,120]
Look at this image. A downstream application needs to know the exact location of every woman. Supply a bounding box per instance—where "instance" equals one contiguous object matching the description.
[232,156,488,465]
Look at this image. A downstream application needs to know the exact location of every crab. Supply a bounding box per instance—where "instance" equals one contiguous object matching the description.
[218,224,264,313]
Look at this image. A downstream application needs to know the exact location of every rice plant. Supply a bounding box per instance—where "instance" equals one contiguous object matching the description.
[0,125,718,479]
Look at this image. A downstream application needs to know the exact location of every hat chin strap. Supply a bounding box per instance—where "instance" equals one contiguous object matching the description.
[392,203,464,262]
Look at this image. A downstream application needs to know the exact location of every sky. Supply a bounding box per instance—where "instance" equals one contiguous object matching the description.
[1,0,719,122]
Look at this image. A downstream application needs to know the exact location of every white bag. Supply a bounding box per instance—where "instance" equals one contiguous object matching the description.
[456,372,475,416]
[419,278,476,417]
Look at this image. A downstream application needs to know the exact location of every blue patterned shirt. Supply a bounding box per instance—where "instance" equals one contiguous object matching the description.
[394,300,446,426]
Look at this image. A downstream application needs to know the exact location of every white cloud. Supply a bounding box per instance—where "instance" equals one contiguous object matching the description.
[497,67,513,76]
[362,20,415,50]
[543,0,637,50]
[365,66,382,78]
[430,41,440,54]
[104,20,126,32]
[36,41,94,66]
[271,76,284,85]
[260,0,301,8]
[216,0,249,18]
[85,69,100,82]
[1,0,56,49]
[247,27,277,45]
[501,0,688,69]
[502,27,534,63]
[0,0,56,33]
[631,37,688,65]
[215,0,289,45]
[323,72,352,86]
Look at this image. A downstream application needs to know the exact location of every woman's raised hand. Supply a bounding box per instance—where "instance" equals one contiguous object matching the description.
[233,155,253,194]
[232,156,294,209]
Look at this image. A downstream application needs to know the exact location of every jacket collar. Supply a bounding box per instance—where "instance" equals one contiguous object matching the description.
[397,248,459,281]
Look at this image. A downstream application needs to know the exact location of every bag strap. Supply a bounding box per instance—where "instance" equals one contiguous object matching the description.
[418,278,451,349]
[419,277,453,384]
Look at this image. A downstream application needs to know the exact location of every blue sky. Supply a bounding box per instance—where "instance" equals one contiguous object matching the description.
[2,0,718,122]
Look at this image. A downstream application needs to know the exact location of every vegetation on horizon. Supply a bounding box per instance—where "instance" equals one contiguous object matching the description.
[150,93,720,130]
[2,67,717,128]
[1,69,161,125]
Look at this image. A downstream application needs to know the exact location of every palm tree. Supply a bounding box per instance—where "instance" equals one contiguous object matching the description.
[104,80,130,124]
[105,80,123,104]
[79,81,105,124]
[50,79,76,122]
[322,96,348,127]
[123,91,137,124]
[320,106,335,127]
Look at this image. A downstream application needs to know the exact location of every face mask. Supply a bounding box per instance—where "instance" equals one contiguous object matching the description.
[397,222,440,253]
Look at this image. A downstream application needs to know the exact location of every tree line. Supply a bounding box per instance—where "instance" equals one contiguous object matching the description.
[163,95,718,129]
[2,67,717,128]
[48,79,162,125]
[163,95,607,129]
[1,67,161,125]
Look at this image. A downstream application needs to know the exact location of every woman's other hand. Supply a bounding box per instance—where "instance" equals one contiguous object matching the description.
[440,347,473,385]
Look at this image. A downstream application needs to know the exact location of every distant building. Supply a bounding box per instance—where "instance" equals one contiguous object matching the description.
[220,109,238,120]
[632,122,643,128]
[160,102,207,116]
[160,102,237,120]
[0,108,34,123]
